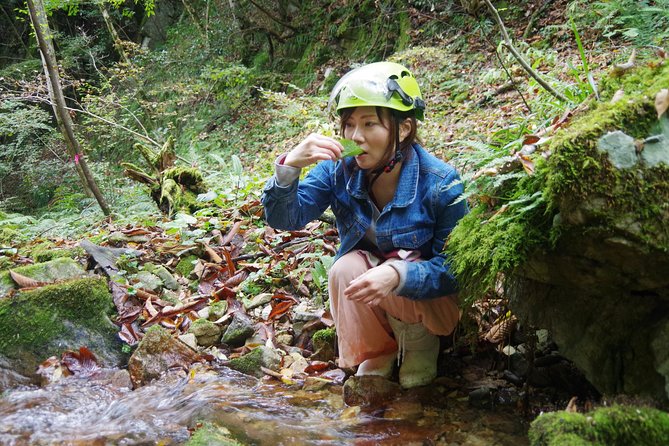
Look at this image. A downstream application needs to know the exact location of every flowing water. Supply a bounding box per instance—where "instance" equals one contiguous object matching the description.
[0,365,529,445]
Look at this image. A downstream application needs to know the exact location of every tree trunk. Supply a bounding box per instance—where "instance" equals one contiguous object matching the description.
[27,0,111,216]
[99,3,129,64]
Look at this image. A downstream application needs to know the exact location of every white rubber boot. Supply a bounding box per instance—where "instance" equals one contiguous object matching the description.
[388,315,440,389]
[355,352,396,378]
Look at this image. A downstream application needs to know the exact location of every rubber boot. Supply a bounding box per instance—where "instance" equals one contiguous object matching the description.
[355,352,396,378]
[387,315,440,389]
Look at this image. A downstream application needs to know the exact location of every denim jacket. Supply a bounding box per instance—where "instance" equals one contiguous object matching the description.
[261,143,468,300]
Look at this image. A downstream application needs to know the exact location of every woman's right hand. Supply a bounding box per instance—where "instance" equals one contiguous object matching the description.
[283,133,344,168]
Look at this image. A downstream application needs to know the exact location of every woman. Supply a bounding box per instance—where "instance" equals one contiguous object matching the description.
[261,61,467,389]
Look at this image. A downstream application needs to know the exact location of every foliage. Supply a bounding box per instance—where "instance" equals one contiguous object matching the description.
[569,0,669,46]
[0,101,76,212]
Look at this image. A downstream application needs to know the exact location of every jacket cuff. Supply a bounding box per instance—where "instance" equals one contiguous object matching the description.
[384,259,408,294]
[275,153,301,187]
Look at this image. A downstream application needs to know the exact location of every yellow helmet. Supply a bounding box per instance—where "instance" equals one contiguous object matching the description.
[328,61,425,120]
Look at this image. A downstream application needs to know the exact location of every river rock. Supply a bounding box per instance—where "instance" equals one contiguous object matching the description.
[342,376,401,407]
[128,325,200,387]
[226,345,282,378]
[0,276,124,377]
[188,318,222,347]
[221,312,255,347]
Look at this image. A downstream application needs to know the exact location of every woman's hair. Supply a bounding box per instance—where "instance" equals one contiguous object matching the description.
[338,107,419,172]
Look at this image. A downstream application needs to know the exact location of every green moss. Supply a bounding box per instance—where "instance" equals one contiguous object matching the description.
[529,405,669,446]
[0,228,22,245]
[227,346,265,377]
[0,257,86,297]
[28,242,83,263]
[185,422,244,446]
[0,277,116,364]
[312,327,335,347]
[175,255,198,277]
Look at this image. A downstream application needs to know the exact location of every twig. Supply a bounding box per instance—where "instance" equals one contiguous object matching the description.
[483,0,569,103]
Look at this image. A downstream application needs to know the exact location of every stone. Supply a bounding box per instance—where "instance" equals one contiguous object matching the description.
[178,333,198,350]
[242,292,272,310]
[597,130,637,169]
[221,312,255,347]
[188,318,222,347]
[342,375,401,407]
[311,327,336,362]
[144,264,180,290]
[208,301,228,321]
[127,325,199,387]
[184,422,244,446]
[0,277,124,377]
[132,271,163,292]
[226,345,282,378]
[641,134,669,167]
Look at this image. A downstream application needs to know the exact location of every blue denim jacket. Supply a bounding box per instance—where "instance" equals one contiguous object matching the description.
[261,143,468,300]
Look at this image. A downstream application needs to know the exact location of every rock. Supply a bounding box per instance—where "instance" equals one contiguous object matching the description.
[127,325,200,387]
[188,318,222,347]
[184,422,244,446]
[342,376,401,407]
[175,255,198,278]
[468,387,493,409]
[208,301,228,321]
[311,327,336,362]
[303,376,330,391]
[221,312,255,347]
[597,130,637,169]
[528,405,669,445]
[383,400,423,420]
[242,293,272,311]
[132,271,163,292]
[227,346,282,378]
[0,355,32,391]
[292,301,321,322]
[179,333,198,350]
[0,257,87,298]
[0,277,124,377]
[144,264,180,290]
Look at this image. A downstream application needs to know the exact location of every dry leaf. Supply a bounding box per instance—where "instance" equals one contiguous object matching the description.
[9,270,45,288]
[655,89,669,119]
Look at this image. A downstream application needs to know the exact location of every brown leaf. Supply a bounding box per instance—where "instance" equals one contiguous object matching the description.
[220,221,243,246]
[9,270,45,288]
[119,323,141,345]
[518,154,535,175]
[224,270,249,288]
[304,361,330,374]
[267,300,295,321]
[655,89,669,119]
[522,135,540,145]
[61,347,100,377]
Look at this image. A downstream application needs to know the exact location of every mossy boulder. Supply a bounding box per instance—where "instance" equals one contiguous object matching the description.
[0,257,88,299]
[448,62,669,403]
[311,327,336,362]
[0,277,124,376]
[188,318,222,347]
[28,242,84,263]
[505,63,669,403]
[528,405,669,446]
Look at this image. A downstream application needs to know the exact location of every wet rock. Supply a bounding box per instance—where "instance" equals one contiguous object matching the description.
[0,277,124,377]
[502,370,523,386]
[227,346,282,378]
[221,312,255,347]
[185,422,244,446]
[383,400,423,420]
[0,257,87,298]
[128,325,200,387]
[342,376,401,407]
[468,387,493,409]
[0,355,32,391]
[303,376,330,391]
[109,369,133,389]
[188,318,222,347]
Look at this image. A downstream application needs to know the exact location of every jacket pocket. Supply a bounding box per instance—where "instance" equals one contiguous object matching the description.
[391,224,432,249]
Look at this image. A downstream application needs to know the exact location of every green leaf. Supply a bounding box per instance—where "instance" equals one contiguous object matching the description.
[340,139,365,158]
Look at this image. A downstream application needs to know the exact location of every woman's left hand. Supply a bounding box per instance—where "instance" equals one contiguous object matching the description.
[344,264,400,306]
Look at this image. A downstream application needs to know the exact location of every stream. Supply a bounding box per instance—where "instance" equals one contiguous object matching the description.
[0,364,529,445]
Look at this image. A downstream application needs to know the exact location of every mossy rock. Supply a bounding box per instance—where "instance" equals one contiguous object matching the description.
[311,327,336,362]
[227,346,281,378]
[28,242,84,263]
[528,405,669,446]
[185,423,244,446]
[0,277,124,376]
[0,257,88,298]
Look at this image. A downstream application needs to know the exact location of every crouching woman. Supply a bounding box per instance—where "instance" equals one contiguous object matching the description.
[261,62,468,388]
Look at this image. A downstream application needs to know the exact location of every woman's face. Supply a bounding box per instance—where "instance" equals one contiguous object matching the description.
[342,106,392,170]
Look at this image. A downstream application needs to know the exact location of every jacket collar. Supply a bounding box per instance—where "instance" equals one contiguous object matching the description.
[346,143,420,208]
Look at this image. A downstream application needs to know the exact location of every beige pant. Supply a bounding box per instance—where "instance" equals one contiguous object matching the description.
[328,249,460,368]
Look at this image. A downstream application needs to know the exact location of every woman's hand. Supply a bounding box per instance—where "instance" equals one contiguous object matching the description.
[283,133,344,168]
[344,264,400,307]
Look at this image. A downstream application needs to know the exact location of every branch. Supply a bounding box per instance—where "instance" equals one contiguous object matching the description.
[246,0,298,33]
[483,0,569,103]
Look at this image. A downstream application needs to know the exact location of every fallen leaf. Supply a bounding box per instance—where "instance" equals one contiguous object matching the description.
[522,135,540,145]
[61,347,100,376]
[9,270,45,288]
